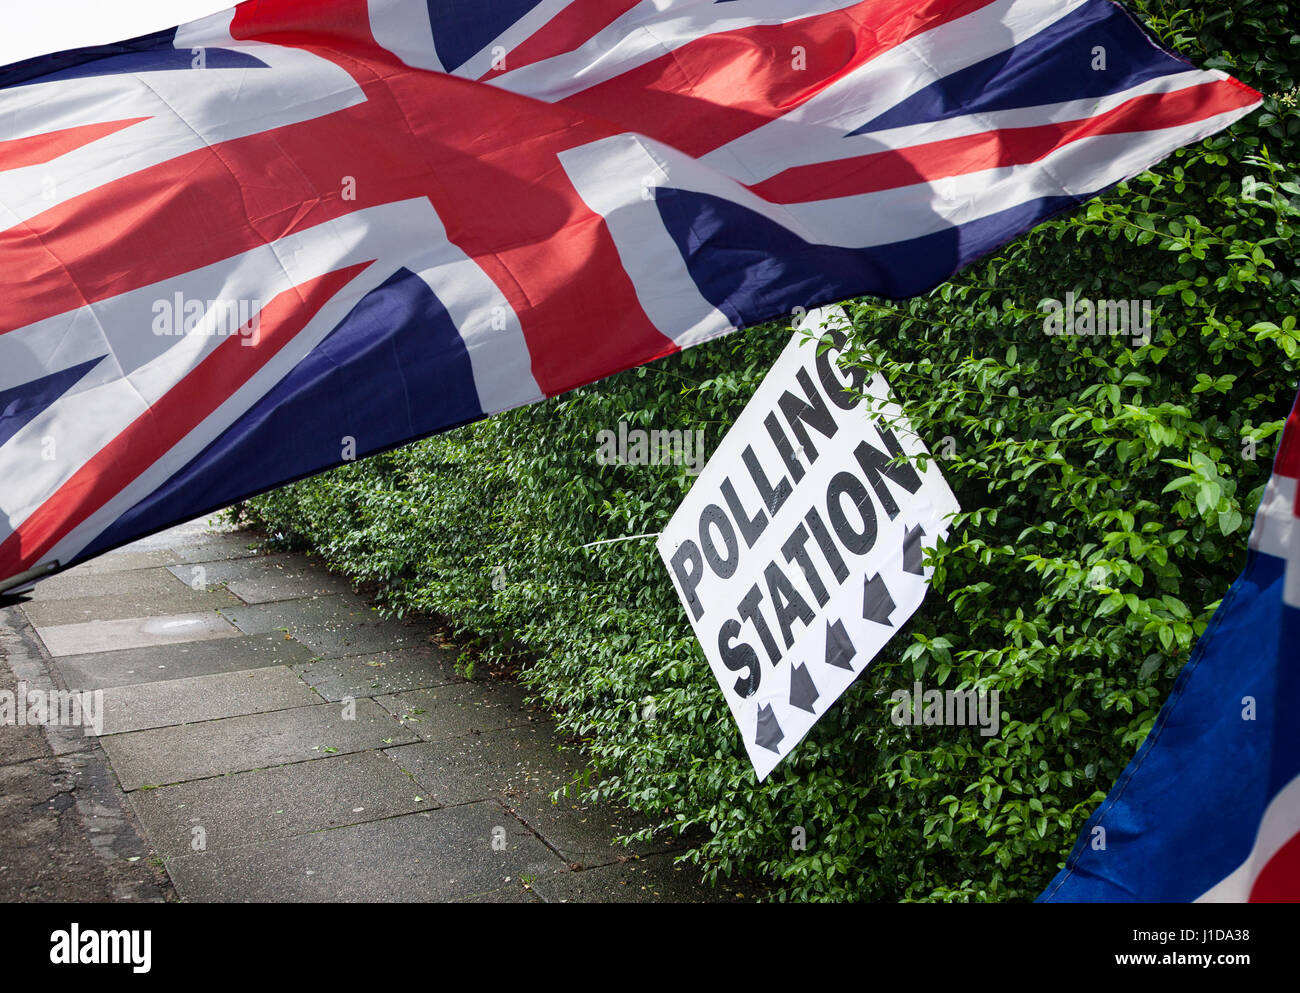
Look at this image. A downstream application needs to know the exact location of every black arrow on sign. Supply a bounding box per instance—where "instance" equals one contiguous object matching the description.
[903,524,927,575]
[862,573,896,626]
[824,618,857,670]
[755,704,785,753]
[789,663,819,714]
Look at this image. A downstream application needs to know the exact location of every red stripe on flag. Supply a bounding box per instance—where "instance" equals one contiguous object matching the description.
[749,79,1259,203]
[556,0,998,159]
[1248,829,1300,902]
[478,0,642,81]
[0,263,371,580]
[0,117,148,172]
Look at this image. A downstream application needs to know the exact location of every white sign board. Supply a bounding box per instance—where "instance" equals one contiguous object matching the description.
[657,308,959,780]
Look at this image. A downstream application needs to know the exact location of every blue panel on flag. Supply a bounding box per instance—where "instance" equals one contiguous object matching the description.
[426,0,546,71]
[28,48,267,85]
[0,356,103,449]
[654,186,1080,322]
[0,29,266,90]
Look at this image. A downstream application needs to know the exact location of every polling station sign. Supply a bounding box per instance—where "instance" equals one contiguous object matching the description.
[657,308,959,780]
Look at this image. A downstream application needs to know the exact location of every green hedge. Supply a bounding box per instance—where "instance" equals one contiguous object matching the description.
[237,1,1300,901]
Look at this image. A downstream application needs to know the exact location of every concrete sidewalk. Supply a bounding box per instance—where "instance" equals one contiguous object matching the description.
[0,517,717,902]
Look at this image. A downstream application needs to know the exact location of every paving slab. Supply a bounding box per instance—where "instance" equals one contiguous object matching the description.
[22,585,240,628]
[28,566,193,602]
[55,633,318,691]
[166,553,296,586]
[52,549,184,577]
[35,612,242,658]
[162,801,567,902]
[385,724,569,806]
[166,554,354,603]
[220,597,437,659]
[218,594,380,636]
[503,794,675,868]
[226,572,355,605]
[290,621,432,659]
[100,666,322,735]
[166,535,270,564]
[293,647,460,702]
[128,750,434,857]
[120,517,231,550]
[100,698,417,790]
[377,681,536,742]
[529,854,723,903]
[120,516,264,563]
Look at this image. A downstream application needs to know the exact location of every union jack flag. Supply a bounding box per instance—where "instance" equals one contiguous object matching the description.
[0,0,1261,590]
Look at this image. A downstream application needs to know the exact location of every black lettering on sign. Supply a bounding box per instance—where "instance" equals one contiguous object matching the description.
[738,583,781,666]
[781,522,830,608]
[717,618,761,697]
[764,411,804,485]
[765,560,814,651]
[670,539,705,621]
[852,425,922,520]
[699,503,739,579]
[826,470,878,556]
[815,330,868,411]
[721,473,767,548]
[744,437,793,513]
[804,504,849,584]
[778,367,838,467]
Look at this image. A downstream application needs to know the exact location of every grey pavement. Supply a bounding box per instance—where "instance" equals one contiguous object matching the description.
[0,516,717,903]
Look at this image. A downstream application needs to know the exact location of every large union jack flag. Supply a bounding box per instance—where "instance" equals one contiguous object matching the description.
[0,0,1260,590]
